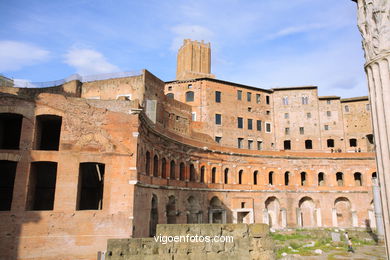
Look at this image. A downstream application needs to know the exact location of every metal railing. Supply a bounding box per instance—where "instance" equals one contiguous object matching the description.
[9,70,143,88]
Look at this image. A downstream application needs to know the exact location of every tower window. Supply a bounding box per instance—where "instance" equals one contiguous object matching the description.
[215,91,221,103]
[185,91,194,102]
[247,119,253,130]
[349,138,357,147]
[215,136,222,143]
[299,127,304,135]
[237,117,243,128]
[237,90,242,100]
[345,105,350,112]
[238,138,244,148]
[215,114,222,125]
[257,141,263,150]
[256,94,261,104]
[248,140,253,149]
[257,120,262,131]
[266,96,270,104]
[266,123,271,133]
[247,92,251,102]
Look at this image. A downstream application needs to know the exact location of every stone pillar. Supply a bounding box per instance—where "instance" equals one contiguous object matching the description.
[373,178,385,240]
[281,208,287,228]
[352,211,358,227]
[263,209,269,225]
[332,208,338,227]
[296,208,302,227]
[316,208,322,227]
[352,0,390,254]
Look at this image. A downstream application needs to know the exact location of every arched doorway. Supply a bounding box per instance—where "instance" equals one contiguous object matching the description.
[166,195,177,224]
[149,194,158,237]
[187,196,202,223]
[335,197,352,228]
[299,197,316,227]
[265,196,280,228]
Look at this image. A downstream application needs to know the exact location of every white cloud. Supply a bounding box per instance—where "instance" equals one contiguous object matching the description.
[64,47,119,75]
[0,41,50,71]
[262,23,328,42]
[170,25,213,51]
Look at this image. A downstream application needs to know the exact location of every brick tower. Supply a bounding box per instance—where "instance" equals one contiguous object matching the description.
[176,39,215,80]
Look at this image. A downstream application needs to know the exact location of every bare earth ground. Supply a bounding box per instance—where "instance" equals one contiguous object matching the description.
[272,229,386,260]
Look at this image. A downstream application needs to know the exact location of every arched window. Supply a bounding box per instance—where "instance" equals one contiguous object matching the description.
[284,172,290,186]
[190,164,196,182]
[145,151,151,176]
[253,171,258,185]
[185,91,194,102]
[170,160,176,179]
[153,155,158,177]
[166,93,174,99]
[224,168,229,184]
[211,167,216,183]
[200,166,205,183]
[318,172,325,186]
[268,171,273,185]
[372,172,377,179]
[354,172,362,186]
[300,172,306,186]
[161,158,166,178]
[327,139,334,148]
[336,172,344,186]
[180,163,185,181]
[238,170,243,184]
[305,140,313,149]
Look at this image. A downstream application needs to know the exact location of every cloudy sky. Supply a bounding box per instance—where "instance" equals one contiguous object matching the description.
[0,0,367,98]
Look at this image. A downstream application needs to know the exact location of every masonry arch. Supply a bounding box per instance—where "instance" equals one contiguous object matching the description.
[318,172,325,186]
[166,195,177,224]
[265,196,280,228]
[224,168,229,184]
[354,172,362,186]
[189,164,196,182]
[284,171,290,186]
[153,155,158,177]
[334,197,352,228]
[336,172,344,186]
[149,194,158,236]
[161,158,167,178]
[298,197,316,227]
[145,151,151,176]
[268,171,274,185]
[238,169,244,184]
[179,162,185,181]
[209,196,226,224]
[200,166,205,183]
[253,170,258,185]
[169,160,176,179]
[187,196,202,223]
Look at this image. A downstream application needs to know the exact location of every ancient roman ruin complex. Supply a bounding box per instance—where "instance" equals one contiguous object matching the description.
[0,39,377,259]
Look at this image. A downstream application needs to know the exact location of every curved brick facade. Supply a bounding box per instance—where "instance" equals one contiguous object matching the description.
[0,41,376,259]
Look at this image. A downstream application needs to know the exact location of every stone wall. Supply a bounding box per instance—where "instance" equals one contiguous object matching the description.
[106,224,274,260]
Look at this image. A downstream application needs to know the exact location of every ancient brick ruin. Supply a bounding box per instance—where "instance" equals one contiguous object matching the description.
[0,39,376,259]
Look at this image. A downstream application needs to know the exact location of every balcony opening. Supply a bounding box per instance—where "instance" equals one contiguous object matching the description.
[27,162,57,210]
[35,115,62,150]
[0,160,17,211]
[77,163,105,210]
[0,113,23,150]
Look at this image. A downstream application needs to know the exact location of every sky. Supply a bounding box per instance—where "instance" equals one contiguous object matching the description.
[0,0,367,98]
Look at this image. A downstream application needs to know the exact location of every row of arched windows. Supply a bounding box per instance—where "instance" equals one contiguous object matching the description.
[144,151,375,187]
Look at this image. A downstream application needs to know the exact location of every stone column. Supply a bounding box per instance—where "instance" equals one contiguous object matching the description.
[352,0,390,255]
[373,178,385,240]
[332,208,338,227]
[281,208,287,228]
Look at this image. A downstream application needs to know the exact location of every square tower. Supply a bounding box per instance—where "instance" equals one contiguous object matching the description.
[176,39,215,80]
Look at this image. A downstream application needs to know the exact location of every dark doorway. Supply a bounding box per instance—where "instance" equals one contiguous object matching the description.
[0,160,17,210]
[77,163,105,210]
[35,115,62,150]
[0,113,23,150]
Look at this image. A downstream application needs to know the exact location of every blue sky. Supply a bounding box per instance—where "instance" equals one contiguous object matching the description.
[0,0,367,98]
